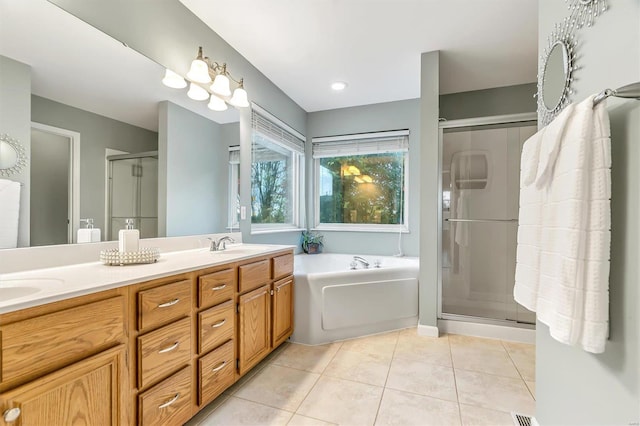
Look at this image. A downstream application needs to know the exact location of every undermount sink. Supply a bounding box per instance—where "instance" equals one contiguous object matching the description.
[0,278,65,302]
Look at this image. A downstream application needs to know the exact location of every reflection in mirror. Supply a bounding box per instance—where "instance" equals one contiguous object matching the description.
[0,0,239,248]
[0,134,27,176]
[542,41,569,111]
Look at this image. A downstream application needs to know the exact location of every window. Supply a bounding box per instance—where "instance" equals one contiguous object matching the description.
[251,106,304,231]
[312,130,409,231]
[228,146,240,231]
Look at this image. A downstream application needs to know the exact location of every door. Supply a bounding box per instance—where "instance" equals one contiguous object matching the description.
[238,284,271,375]
[30,128,70,246]
[272,277,294,347]
[441,124,536,324]
[0,345,125,425]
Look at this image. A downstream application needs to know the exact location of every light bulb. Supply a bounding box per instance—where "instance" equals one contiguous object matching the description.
[331,81,347,91]
[211,74,231,97]
[229,87,249,108]
[162,69,187,89]
[187,83,209,101]
[187,58,211,84]
[207,94,228,111]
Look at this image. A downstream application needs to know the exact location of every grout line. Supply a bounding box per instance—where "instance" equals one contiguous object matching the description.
[449,334,464,426]
[501,342,536,401]
[372,330,400,425]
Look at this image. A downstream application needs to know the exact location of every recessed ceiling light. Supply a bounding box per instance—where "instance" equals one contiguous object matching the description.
[331,81,347,91]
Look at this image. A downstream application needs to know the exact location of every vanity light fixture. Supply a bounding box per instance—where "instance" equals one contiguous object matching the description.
[162,46,250,112]
[331,81,347,91]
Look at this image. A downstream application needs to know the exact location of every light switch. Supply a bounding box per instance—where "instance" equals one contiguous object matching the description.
[240,206,246,220]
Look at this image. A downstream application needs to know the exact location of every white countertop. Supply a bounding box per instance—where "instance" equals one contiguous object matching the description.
[0,244,293,314]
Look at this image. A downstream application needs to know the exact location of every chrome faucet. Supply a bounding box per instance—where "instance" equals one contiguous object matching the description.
[352,256,370,269]
[209,236,235,251]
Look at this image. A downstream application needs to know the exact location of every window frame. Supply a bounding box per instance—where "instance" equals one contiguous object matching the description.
[312,130,410,233]
[227,145,240,231]
[250,104,305,234]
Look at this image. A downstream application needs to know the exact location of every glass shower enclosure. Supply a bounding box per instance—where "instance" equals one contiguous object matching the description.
[107,151,158,240]
[439,117,537,325]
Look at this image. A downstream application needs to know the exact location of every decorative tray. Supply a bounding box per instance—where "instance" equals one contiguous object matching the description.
[99,247,160,266]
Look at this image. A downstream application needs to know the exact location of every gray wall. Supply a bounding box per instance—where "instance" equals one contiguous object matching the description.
[30,129,69,246]
[536,0,640,424]
[0,56,31,247]
[159,101,230,237]
[439,83,537,121]
[48,0,308,247]
[306,99,421,256]
[32,95,158,234]
[419,51,440,329]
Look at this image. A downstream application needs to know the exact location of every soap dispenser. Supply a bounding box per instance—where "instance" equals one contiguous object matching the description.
[118,218,139,253]
[78,218,101,243]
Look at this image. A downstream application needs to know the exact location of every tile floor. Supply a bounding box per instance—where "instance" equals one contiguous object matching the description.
[186,328,535,426]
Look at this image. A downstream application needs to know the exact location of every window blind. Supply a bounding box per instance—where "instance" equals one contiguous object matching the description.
[251,109,305,154]
[228,146,240,164]
[312,130,409,159]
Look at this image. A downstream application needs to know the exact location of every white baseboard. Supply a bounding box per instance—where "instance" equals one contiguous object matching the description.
[417,324,440,337]
[438,319,535,344]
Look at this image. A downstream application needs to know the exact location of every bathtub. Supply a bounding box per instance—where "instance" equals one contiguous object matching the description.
[291,253,419,345]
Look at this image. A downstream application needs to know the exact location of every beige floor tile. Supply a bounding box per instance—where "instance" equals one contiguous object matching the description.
[374,388,461,426]
[234,364,320,411]
[184,395,229,425]
[287,414,337,426]
[199,396,293,425]
[455,370,535,415]
[449,334,506,352]
[502,341,536,381]
[502,341,535,358]
[386,358,457,402]
[459,404,514,426]
[224,360,268,395]
[525,381,536,399]
[272,343,341,373]
[394,331,452,367]
[297,376,383,426]
[323,348,392,386]
[451,346,520,378]
[339,330,400,358]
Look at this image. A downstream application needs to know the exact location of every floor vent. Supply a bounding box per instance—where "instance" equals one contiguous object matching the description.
[511,412,533,426]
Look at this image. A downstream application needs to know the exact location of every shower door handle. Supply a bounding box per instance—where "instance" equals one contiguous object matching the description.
[446,218,518,223]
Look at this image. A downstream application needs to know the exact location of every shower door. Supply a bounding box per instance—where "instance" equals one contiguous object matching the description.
[440,122,536,324]
[107,152,158,240]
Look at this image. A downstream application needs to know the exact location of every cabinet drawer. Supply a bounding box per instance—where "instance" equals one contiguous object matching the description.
[238,259,271,293]
[138,279,191,331]
[138,366,191,426]
[138,318,191,389]
[198,269,234,309]
[198,340,235,407]
[1,296,125,387]
[198,300,235,355]
[272,253,293,280]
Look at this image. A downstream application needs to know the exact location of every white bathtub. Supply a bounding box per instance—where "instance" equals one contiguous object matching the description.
[291,253,419,345]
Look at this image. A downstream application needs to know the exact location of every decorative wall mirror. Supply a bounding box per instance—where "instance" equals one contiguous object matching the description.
[537,20,577,126]
[566,0,608,28]
[0,134,27,177]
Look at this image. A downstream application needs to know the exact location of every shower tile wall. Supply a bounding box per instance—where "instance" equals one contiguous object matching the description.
[441,125,536,324]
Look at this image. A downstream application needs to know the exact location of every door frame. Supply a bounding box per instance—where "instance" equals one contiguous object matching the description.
[31,122,81,244]
[436,112,537,321]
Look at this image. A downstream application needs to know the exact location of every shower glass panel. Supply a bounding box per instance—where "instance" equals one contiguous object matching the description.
[108,153,158,240]
[441,124,536,324]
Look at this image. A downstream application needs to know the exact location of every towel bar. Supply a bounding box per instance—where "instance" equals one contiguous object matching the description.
[593,81,640,106]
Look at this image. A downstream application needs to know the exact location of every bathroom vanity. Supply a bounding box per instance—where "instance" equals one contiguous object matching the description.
[0,244,294,425]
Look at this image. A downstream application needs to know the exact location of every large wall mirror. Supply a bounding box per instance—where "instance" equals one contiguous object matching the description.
[0,0,239,248]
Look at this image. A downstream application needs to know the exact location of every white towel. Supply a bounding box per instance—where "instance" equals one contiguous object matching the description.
[0,179,21,249]
[514,95,611,354]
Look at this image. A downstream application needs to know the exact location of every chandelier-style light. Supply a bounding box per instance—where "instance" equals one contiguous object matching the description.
[162,46,250,112]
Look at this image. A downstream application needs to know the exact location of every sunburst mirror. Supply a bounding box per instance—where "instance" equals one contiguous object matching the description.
[537,19,577,126]
[566,0,608,28]
[0,134,28,177]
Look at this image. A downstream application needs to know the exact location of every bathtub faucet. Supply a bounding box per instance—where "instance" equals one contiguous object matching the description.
[352,256,370,269]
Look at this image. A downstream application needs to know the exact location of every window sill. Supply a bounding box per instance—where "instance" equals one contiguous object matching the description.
[313,224,410,234]
[250,226,304,235]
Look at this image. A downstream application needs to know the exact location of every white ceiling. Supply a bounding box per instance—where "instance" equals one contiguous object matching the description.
[180,0,539,112]
[1,0,538,132]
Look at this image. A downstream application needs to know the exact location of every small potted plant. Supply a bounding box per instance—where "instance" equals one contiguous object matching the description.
[301,231,324,254]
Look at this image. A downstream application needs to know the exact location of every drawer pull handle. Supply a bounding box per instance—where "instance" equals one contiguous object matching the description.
[158,393,180,409]
[211,319,226,328]
[211,284,227,291]
[211,361,227,372]
[158,298,180,308]
[3,408,21,423]
[158,342,179,354]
